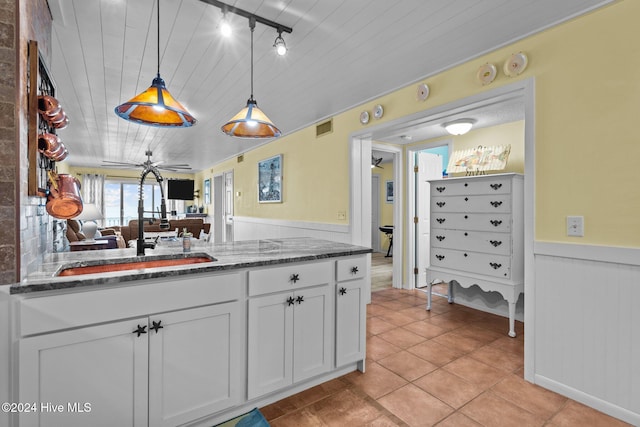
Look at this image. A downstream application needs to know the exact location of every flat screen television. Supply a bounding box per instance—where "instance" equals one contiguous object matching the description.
[167,179,194,200]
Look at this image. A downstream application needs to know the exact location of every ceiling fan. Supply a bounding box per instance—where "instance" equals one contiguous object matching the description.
[102,150,191,172]
[371,156,384,169]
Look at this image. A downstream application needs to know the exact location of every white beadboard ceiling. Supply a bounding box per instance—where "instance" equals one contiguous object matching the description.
[47,0,611,172]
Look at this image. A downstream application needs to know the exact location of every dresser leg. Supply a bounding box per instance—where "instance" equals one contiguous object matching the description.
[426,282,432,311]
[448,280,456,304]
[508,301,517,338]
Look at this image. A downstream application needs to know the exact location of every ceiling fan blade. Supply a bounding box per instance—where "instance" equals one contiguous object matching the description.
[102,160,138,165]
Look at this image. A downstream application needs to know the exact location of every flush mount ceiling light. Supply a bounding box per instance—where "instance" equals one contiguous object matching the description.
[443,119,476,135]
[273,29,287,56]
[115,0,196,127]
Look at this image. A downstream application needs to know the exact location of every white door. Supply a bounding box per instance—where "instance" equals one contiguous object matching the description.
[19,318,149,427]
[213,175,223,244]
[148,303,241,427]
[336,278,366,366]
[371,174,380,252]
[223,170,234,242]
[416,152,442,288]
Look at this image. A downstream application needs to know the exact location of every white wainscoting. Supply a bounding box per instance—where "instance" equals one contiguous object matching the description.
[232,216,351,243]
[534,242,640,426]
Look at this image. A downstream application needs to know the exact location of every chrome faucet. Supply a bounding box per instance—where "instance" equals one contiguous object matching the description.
[137,159,170,256]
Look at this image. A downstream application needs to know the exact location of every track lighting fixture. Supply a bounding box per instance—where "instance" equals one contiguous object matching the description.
[274,30,287,56]
[220,12,232,37]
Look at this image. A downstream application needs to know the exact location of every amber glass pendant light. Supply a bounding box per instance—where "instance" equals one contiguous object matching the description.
[222,17,281,138]
[115,0,196,127]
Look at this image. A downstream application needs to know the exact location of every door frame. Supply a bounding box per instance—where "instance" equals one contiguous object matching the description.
[349,78,536,382]
[371,174,381,253]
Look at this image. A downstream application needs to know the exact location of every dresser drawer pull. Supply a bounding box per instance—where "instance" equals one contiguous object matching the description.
[489,262,502,270]
[489,240,502,247]
[464,183,468,187]
[464,197,469,201]
[339,287,347,295]
[464,215,468,219]
[436,218,446,224]
[490,201,503,208]
[436,186,446,193]
[435,255,445,261]
[290,273,300,283]
[464,253,468,257]
[464,232,468,236]
[490,183,503,190]
[436,235,445,241]
[436,201,446,207]
[350,266,359,274]
[490,220,502,227]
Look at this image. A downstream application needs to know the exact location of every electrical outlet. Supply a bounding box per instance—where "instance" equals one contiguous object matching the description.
[337,211,346,220]
[567,216,584,237]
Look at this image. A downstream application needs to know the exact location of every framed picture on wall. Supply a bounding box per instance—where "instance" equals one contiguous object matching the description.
[258,154,282,203]
[385,180,394,203]
[204,178,211,204]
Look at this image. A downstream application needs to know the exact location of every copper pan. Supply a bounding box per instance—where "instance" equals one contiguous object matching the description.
[52,115,69,130]
[46,173,83,219]
[37,95,62,118]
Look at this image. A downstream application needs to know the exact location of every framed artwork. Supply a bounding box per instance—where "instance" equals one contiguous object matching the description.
[204,178,211,204]
[385,180,394,203]
[258,154,282,203]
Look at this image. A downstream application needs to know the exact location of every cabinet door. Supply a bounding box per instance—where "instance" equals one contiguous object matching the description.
[293,285,332,383]
[336,279,366,366]
[247,292,293,399]
[19,318,149,427]
[148,302,241,427]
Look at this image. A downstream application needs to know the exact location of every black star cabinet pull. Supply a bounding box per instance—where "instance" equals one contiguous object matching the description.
[350,266,359,274]
[132,324,147,337]
[290,273,300,283]
[339,287,347,295]
[150,320,164,333]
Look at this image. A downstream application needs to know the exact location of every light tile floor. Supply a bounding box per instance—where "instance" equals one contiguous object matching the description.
[262,288,631,426]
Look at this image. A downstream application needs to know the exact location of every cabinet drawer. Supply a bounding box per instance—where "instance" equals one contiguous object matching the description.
[431,230,511,256]
[431,213,511,232]
[430,249,511,279]
[431,194,511,213]
[248,261,332,296]
[431,177,511,196]
[336,256,367,282]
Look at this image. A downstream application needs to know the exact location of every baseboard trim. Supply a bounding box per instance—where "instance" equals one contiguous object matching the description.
[534,374,639,426]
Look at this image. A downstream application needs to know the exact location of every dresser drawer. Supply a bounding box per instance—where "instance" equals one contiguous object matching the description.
[431,177,511,196]
[430,249,511,279]
[431,230,511,256]
[431,213,512,232]
[431,194,511,213]
[248,261,332,296]
[336,256,367,282]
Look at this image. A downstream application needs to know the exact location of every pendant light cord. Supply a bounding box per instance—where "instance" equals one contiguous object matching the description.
[157,0,160,76]
[249,17,256,100]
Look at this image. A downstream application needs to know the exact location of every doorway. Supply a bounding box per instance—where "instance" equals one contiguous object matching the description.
[349,79,535,381]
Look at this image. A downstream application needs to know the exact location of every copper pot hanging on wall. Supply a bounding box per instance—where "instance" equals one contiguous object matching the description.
[38,133,68,162]
[46,172,83,219]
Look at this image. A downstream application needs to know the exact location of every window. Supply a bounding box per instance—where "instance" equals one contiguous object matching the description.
[104,180,184,227]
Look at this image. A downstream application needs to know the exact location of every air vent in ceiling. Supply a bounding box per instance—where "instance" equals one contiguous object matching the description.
[316,119,333,137]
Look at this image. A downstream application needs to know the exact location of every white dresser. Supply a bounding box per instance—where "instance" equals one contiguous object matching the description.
[426,173,524,337]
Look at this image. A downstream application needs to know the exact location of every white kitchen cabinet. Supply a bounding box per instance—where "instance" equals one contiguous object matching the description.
[16,273,242,427]
[335,256,367,367]
[426,173,524,337]
[148,302,241,427]
[247,262,332,400]
[19,318,149,427]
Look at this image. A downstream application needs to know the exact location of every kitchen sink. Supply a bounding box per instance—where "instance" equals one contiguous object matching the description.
[57,253,216,277]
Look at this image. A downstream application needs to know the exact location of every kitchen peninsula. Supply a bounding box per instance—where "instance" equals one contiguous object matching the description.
[2,237,371,427]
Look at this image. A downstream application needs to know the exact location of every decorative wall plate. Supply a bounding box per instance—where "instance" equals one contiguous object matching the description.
[417,83,430,101]
[373,104,384,119]
[477,63,497,85]
[504,52,528,77]
[359,111,370,124]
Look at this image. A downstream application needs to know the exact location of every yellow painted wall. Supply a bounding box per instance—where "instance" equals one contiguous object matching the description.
[189,2,640,249]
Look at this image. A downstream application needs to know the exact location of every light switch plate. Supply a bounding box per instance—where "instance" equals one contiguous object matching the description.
[567,216,584,237]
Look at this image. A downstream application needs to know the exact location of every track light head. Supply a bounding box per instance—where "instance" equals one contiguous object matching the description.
[274,30,287,56]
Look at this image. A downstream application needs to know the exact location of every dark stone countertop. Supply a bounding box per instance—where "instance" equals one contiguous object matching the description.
[10,237,372,295]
